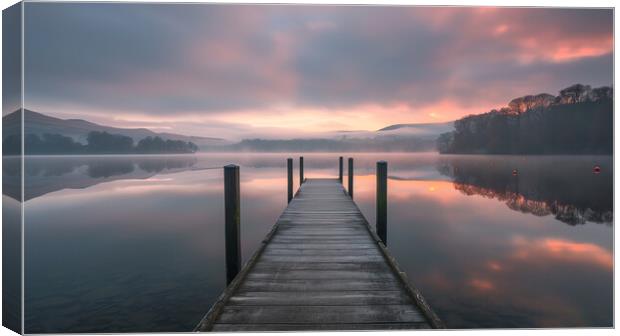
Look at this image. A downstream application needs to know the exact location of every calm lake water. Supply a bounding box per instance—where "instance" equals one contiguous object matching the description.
[8,153,612,332]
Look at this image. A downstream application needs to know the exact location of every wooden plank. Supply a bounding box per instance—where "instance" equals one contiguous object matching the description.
[238,279,402,292]
[263,248,381,256]
[252,261,391,272]
[259,255,385,263]
[227,290,413,306]
[266,243,376,249]
[277,227,367,232]
[274,233,371,238]
[245,269,397,280]
[216,305,426,324]
[211,322,430,331]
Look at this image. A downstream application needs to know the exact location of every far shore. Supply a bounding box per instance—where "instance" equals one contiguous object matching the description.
[1,151,613,158]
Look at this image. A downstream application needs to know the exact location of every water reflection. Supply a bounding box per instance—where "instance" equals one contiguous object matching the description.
[4,156,198,201]
[19,153,613,331]
[23,155,286,333]
[351,154,612,328]
[436,155,612,225]
[2,157,22,332]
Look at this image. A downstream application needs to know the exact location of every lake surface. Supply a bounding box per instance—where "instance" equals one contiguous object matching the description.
[8,153,612,332]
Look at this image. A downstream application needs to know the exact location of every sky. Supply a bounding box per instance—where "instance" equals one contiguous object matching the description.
[23,4,613,140]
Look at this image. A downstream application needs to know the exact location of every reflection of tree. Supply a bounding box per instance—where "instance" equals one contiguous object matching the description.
[87,161,135,178]
[25,159,78,177]
[2,157,21,201]
[3,156,198,201]
[438,156,613,225]
[137,157,198,173]
[454,183,612,225]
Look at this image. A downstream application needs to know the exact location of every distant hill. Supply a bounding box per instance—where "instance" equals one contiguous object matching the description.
[228,137,437,152]
[377,121,454,133]
[200,117,456,152]
[323,121,453,140]
[3,109,225,149]
[224,121,455,152]
[437,84,613,155]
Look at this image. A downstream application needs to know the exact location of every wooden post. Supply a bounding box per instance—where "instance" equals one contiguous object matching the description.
[376,161,387,245]
[348,157,354,199]
[299,156,304,186]
[224,164,241,285]
[287,158,293,203]
[338,156,343,183]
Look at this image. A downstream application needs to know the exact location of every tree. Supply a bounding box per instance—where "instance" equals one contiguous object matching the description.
[87,131,134,153]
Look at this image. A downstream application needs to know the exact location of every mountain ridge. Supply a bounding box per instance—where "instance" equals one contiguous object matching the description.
[377,121,454,132]
[3,109,225,148]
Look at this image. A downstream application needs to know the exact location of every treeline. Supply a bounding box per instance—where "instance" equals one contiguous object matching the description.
[438,84,613,155]
[3,131,198,155]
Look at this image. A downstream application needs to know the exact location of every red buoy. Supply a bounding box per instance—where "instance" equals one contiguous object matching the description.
[593,165,601,174]
[512,169,518,176]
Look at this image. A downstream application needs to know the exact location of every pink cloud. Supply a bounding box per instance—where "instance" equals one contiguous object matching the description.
[511,237,612,270]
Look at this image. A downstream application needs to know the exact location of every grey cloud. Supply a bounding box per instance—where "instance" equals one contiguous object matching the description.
[23,4,613,117]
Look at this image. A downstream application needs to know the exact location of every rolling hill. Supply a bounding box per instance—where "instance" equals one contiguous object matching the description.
[3,109,226,149]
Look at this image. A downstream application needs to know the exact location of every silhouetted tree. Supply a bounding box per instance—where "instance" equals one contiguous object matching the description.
[135,136,198,153]
[23,133,84,154]
[438,99,612,155]
[87,131,134,153]
[2,134,21,155]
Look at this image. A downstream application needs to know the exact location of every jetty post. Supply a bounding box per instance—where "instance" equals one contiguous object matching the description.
[224,164,241,285]
[348,157,354,198]
[338,156,343,183]
[376,161,388,244]
[287,158,293,203]
[299,156,304,186]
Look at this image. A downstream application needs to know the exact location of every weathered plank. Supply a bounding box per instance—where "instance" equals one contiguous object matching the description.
[266,243,376,249]
[211,322,430,331]
[216,305,426,324]
[246,269,397,280]
[262,248,381,256]
[238,278,402,292]
[226,290,413,306]
[252,261,391,272]
[259,255,386,263]
[195,178,443,331]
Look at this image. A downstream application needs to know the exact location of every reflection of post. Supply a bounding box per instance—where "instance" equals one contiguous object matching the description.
[338,156,344,183]
[287,158,293,203]
[224,164,241,285]
[348,157,354,199]
[299,156,304,186]
[376,161,387,245]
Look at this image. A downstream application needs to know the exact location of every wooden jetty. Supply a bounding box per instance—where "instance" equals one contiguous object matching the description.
[195,158,444,331]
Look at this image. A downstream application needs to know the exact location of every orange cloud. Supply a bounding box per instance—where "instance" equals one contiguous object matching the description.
[469,278,495,291]
[516,36,612,64]
[493,24,509,36]
[487,261,503,271]
[512,237,612,270]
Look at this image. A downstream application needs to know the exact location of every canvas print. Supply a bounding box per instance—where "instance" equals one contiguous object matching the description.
[2,2,614,333]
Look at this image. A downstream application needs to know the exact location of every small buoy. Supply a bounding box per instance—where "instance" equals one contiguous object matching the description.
[512,169,518,176]
[593,165,601,174]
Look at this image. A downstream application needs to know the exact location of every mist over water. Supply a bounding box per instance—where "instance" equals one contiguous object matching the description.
[12,153,612,332]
